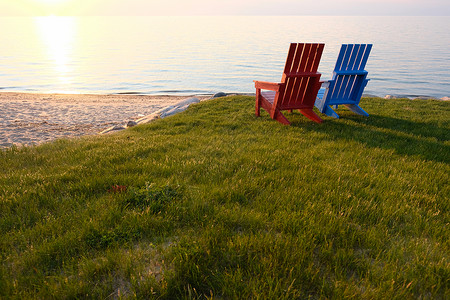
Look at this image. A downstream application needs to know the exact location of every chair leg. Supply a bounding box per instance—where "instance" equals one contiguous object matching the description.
[344,104,369,117]
[323,106,340,119]
[299,109,323,123]
[273,110,291,125]
[255,91,261,116]
[255,102,260,116]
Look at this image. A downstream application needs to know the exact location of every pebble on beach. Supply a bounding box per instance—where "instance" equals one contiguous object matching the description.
[127,121,138,127]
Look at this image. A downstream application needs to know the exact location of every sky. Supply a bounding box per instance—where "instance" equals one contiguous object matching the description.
[0,0,449,16]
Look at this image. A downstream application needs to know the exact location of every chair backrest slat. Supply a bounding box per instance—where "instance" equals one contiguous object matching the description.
[336,44,353,71]
[353,45,365,70]
[329,44,372,103]
[279,43,324,108]
[359,44,372,70]
[347,44,361,71]
[283,43,303,104]
[296,44,317,104]
[290,44,311,105]
[282,43,298,76]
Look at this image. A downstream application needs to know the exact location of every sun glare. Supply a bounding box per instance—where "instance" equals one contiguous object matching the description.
[34,17,76,86]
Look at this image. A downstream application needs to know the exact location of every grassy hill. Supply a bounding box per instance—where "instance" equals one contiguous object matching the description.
[1,96,449,299]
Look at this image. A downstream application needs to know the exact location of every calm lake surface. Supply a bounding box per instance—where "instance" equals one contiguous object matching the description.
[0,16,449,98]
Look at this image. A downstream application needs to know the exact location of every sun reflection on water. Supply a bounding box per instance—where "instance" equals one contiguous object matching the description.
[0,16,445,97]
[34,16,76,88]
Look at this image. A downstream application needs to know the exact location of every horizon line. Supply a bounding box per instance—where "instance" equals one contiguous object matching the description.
[1,14,449,17]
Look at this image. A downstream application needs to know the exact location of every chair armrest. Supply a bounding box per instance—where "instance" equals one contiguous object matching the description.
[254,80,283,92]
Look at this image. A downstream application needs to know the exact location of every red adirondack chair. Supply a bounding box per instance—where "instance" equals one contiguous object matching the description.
[254,43,325,125]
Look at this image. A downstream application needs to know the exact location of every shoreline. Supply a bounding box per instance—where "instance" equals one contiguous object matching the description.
[1,92,448,149]
[0,92,211,149]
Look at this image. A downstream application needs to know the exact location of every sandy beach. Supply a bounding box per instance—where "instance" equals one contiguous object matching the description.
[0,92,210,148]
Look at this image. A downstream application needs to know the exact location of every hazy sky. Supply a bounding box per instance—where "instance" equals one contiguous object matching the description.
[0,0,449,16]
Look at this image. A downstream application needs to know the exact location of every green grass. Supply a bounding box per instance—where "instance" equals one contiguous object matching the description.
[1,96,449,299]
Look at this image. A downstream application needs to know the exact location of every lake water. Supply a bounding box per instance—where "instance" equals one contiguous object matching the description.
[0,16,449,98]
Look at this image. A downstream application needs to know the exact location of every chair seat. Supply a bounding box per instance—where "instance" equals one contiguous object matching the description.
[261,90,316,110]
[261,91,276,104]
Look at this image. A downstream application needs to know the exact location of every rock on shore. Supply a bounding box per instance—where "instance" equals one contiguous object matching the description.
[384,95,450,101]
[100,97,201,134]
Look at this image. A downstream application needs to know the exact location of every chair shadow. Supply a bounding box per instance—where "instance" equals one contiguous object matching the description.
[291,112,450,164]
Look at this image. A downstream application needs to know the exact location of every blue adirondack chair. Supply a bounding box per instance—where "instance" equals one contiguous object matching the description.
[315,44,372,118]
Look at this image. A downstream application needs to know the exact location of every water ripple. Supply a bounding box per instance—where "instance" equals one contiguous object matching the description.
[0,16,448,98]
